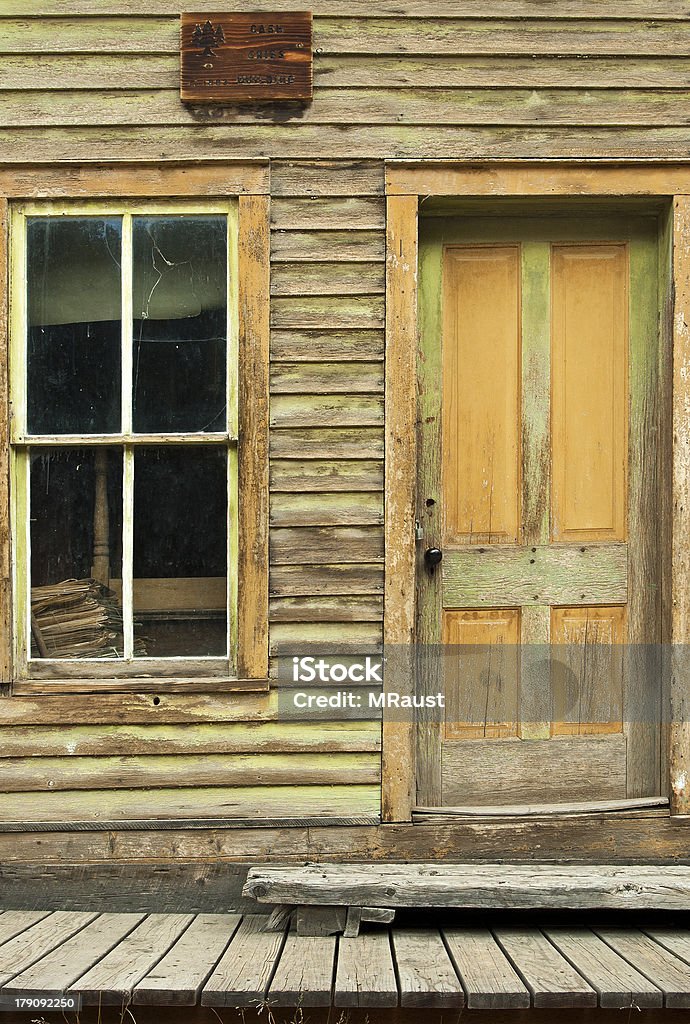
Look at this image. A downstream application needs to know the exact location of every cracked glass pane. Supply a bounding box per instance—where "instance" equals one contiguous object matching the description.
[132,216,227,433]
[27,217,122,434]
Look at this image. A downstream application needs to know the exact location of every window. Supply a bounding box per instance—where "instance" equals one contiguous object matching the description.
[8,199,266,688]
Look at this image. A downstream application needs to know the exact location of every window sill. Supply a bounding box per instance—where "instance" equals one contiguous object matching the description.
[10,676,271,695]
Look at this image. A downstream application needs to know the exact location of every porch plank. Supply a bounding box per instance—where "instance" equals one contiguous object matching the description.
[0,912,97,986]
[133,913,240,1006]
[493,927,597,1008]
[3,913,145,994]
[202,915,284,1008]
[335,932,398,1007]
[596,928,690,1008]
[443,927,530,1009]
[392,928,464,1008]
[267,932,336,1006]
[545,927,663,1008]
[69,913,194,1004]
[0,911,52,948]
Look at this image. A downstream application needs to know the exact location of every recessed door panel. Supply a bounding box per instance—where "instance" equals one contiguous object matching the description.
[551,245,628,542]
[443,247,520,545]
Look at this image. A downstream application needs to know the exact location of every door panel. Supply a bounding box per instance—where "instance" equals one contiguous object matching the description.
[442,246,521,544]
[551,244,628,542]
[417,212,662,807]
[442,608,519,740]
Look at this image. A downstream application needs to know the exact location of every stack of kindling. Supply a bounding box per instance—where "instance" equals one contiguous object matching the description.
[30,578,127,659]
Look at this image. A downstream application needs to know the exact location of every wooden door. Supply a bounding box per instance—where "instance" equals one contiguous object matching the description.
[417,212,663,808]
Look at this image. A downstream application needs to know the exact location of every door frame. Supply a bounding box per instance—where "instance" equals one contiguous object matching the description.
[382,161,690,826]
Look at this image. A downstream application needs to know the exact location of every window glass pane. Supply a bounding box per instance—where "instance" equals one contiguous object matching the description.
[132,216,227,433]
[133,446,227,657]
[30,447,124,659]
[27,218,122,434]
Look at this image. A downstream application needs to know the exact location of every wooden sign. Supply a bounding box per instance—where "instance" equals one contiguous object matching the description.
[180,12,313,103]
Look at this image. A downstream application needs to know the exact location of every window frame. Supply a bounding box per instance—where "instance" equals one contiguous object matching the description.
[0,167,270,695]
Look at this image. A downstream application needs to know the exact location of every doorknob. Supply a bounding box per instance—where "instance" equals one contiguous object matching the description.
[424,547,443,570]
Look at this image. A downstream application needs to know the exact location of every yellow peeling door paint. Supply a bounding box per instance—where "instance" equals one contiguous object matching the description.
[418,214,661,807]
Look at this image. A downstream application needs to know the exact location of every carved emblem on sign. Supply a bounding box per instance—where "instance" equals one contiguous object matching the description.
[191,20,226,59]
[180,12,313,103]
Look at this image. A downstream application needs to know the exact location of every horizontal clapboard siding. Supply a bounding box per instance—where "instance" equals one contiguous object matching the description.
[0,9,688,160]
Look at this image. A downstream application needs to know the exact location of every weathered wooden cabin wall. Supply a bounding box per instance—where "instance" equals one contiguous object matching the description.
[0,0,689,832]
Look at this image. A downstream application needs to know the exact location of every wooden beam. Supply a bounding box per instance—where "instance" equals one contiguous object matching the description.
[387,163,690,198]
[244,862,690,911]
[382,193,418,822]
[237,194,270,680]
[671,195,690,817]
[0,163,269,197]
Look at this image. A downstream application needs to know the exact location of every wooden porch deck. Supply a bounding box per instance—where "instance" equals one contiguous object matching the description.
[3,910,690,1010]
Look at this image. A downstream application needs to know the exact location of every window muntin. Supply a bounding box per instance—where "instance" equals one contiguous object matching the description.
[11,202,239,678]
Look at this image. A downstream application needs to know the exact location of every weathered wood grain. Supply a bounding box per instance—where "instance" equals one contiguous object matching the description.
[270,563,383,596]
[267,933,336,1005]
[8,87,690,128]
[493,928,596,1008]
[334,932,398,1007]
[2,807,690,864]
[3,18,690,56]
[441,736,627,806]
[0,722,380,757]
[595,929,690,1008]
[0,912,98,986]
[271,362,383,394]
[271,329,384,362]
[671,194,690,817]
[0,911,51,946]
[5,126,690,162]
[544,927,663,1008]
[269,621,381,654]
[9,1,690,15]
[271,294,385,330]
[270,427,384,459]
[3,913,145,993]
[4,54,690,91]
[201,914,284,1007]
[0,199,9,687]
[270,492,383,527]
[392,929,464,1008]
[382,193,418,824]
[271,230,384,262]
[0,785,381,823]
[270,526,384,565]
[270,159,384,197]
[133,913,240,1005]
[443,928,530,1009]
[237,193,270,681]
[271,261,384,296]
[442,543,627,606]
[388,163,690,197]
[70,913,194,1004]
[271,198,384,230]
[0,162,268,196]
[270,459,383,492]
[0,752,380,792]
[270,595,382,622]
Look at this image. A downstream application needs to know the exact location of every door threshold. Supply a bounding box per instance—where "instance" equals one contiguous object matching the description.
[413,796,669,820]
